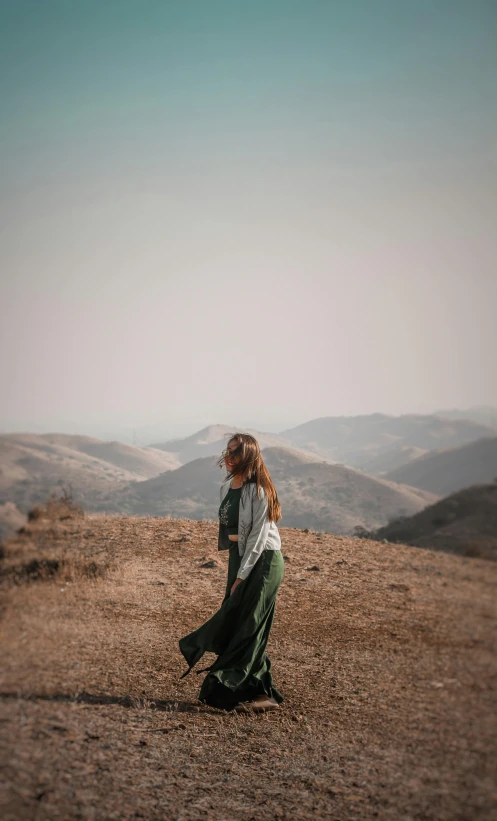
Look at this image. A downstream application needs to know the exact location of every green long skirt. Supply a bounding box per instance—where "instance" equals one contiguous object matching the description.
[178,541,285,711]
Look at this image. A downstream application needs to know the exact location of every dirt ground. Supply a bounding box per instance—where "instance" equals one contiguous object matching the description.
[1,508,496,821]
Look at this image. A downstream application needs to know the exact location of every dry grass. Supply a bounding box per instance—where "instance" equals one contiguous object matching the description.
[0,505,496,821]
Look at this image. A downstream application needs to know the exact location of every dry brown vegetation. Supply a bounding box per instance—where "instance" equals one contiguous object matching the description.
[0,496,496,821]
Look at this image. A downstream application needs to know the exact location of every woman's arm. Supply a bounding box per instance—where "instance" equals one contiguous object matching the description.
[236,485,271,581]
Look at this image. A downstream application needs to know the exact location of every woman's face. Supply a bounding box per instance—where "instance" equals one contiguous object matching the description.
[224,442,239,473]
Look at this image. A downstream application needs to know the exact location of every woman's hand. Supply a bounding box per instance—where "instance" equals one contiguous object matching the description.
[230,578,243,596]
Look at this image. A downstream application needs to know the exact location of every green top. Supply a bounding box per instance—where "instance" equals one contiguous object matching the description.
[218,485,242,529]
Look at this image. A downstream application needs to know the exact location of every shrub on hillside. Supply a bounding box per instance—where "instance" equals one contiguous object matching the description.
[27,485,85,523]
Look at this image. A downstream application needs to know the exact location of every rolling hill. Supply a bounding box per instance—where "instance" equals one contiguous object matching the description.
[384,437,497,496]
[40,433,181,477]
[368,482,497,561]
[0,434,180,534]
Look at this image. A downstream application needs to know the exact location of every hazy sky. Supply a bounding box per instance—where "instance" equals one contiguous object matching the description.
[1,0,496,440]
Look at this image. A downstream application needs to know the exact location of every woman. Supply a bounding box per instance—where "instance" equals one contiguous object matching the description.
[178,433,285,712]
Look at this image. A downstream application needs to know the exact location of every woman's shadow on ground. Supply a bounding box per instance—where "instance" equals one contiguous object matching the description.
[0,689,225,715]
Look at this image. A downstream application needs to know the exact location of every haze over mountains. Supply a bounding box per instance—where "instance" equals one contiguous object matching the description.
[1,411,496,547]
[279,413,497,473]
[434,406,497,429]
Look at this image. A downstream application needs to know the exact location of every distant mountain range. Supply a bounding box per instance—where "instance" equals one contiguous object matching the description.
[149,424,327,466]
[1,411,496,545]
[105,445,436,534]
[279,413,497,474]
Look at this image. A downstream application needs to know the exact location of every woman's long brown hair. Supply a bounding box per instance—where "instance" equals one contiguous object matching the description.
[216,433,282,523]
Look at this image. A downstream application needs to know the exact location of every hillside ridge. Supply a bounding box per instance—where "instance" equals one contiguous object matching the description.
[368,481,497,561]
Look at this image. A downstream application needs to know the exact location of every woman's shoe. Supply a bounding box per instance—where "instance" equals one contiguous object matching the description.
[234,695,280,713]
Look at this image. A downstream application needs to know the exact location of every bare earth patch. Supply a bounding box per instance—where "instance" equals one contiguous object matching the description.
[0,510,496,820]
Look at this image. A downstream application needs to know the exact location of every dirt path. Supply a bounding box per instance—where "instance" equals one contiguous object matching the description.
[1,512,496,820]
